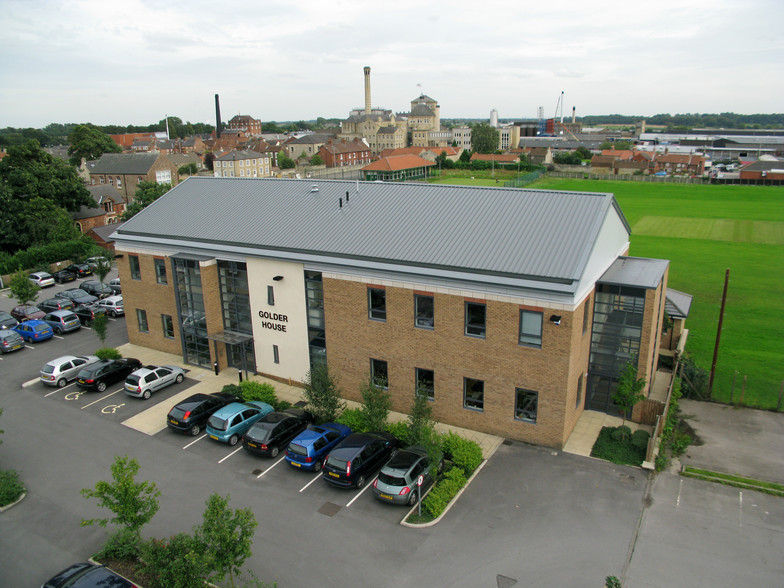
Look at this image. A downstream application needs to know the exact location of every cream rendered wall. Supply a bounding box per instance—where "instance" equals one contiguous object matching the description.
[574,208,630,303]
[246,258,311,383]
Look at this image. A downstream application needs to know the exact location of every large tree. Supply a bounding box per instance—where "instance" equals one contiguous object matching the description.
[67,124,121,166]
[122,181,172,220]
[470,123,499,154]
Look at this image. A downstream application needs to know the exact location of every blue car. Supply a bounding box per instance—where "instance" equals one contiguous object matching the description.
[12,319,53,343]
[205,401,274,446]
[285,422,352,472]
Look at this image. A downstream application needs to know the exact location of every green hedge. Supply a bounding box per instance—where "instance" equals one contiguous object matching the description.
[0,239,94,275]
[0,470,25,507]
[423,467,467,518]
[591,426,646,466]
[441,432,483,476]
[336,407,365,432]
[237,381,277,406]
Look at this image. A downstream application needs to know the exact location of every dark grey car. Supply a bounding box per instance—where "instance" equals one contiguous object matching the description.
[372,446,441,506]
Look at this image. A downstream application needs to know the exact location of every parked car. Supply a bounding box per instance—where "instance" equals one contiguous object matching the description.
[38,297,75,313]
[12,319,54,343]
[97,295,124,317]
[42,561,136,588]
[108,277,122,294]
[79,280,114,299]
[124,364,185,399]
[76,358,142,392]
[73,304,107,325]
[0,310,19,330]
[205,401,274,446]
[242,408,314,458]
[64,263,92,278]
[372,445,442,506]
[285,423,352,472]
[322,431,399,489]
[0,330,25,354]
[10,304,45,322]
[55,288,98,307]
[166,391,238,436]
[85,255,111,270]
[28,271,55,288]
[52,269,77,284]
[40,355,99,388]
[42,310,82,334]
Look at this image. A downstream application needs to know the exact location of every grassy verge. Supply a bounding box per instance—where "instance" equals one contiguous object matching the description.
[681,466,784,497]
[591,426,650,466]
[0,470,25,507]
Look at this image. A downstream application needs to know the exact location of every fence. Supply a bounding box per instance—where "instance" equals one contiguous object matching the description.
[547,171,705,184]
[645,358,681,463]
[503,170,545,188]
[306,166,365,181]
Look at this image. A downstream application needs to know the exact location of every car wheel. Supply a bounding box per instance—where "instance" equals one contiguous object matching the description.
[97,381,107,392]
[270,446,280,458]
[57,378,67,388]
[408,490,418,506]
[189,424,201,436]
[313,459,323,472]
[175,373,184,384]
[109,310,116,317]
[54,327,63,335]
[356,474,366,489]
[143,389,151,400]
[228,434,239,446]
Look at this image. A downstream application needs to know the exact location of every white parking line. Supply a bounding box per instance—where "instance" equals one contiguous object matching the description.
[299,472,323,493]
[256,455,287,478]
[81,388,123,410]
[22,377,40,388]
[218,446,244,464]
[53,335,64,340]
[183,435,207,449]
[345,475,379,508]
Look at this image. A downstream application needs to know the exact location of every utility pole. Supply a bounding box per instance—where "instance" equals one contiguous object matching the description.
[707,268,730,397]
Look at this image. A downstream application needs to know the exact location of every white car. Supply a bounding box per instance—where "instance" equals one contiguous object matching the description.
[125,364,185,399]
[97,295,124,317]
[28,272,55,288]
[85,256,111,270]
[40,355,100,388]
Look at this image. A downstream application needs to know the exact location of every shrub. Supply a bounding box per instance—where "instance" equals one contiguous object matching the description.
[220,384,242,399]
[275,399,292,411]
[95,527,142,562]
[336,408,365,432]
[0,470,25,507]
[670,430,692,457]
[359,378,391,431]
[0,238,94,275]
[385,421,410,445]
[238,381,277,406]
[139,533,208,588]
[441,432,483,476]
[95,347,122,361]
[303,362,345,423]
[423,467,467,518]
[591,426,646,466]
[611,426,632,442]
[631,429,651,451]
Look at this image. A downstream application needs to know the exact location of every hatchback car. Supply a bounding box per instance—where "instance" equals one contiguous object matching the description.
[28,271,55,288]
[38,297,76,313]
[97,295,124,317]
[205,401,274,446]
[166,391,238,436]
[42,310,82,335]
[65,263,92,277]
[322,431,399,488]
[85,256,111,270]
[73,304,107,325]
[372,446,441,506]
[285,423,352,471]
[40,355,99,387]
[11,304,45,322]
[42,561,136,588]
[12,319,53,343]
[108,277,121,294]
[0,330,24,354]
[242,408,314,458]
[124,364,185,399]
[56,288,98,307]
[76,358,142,392]
[52,269,77,284]
[0,310,19,330]
[80,280,114,299]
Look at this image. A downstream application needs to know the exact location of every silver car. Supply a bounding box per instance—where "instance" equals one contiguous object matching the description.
[42,310,82,334]
[40,355,100,388]
[97,295,124,317]
[124,364,185,399]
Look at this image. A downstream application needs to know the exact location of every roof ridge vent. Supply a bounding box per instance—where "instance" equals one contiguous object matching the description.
[310,184,319,193]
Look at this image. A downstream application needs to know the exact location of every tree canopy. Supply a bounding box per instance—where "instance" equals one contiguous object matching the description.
[67,124,121,166]
[122,181,172,220]
[470,123,499,154]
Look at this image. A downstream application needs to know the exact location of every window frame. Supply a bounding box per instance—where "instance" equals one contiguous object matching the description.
[464,301,486,338]
[515,388,538,423]
[414,294,434,330]
[367,287,386,322]
[161,314,174,339]
[370,358,388,389]
[518,309,543,348]
[129,255,141,280]
[582,298,591,334]
[267,285,275,306]
[273,344,280,364]
[463,377,484,412]
[415,368,434,401]
[154,258,167,285]
[136,309,149,333]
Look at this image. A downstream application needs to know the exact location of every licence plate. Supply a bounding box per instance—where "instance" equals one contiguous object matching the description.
[169,419,179,425]
[380,493,393,500]
[328,472,340,478]
[11,344,21,350]
[290,461,301,467]
[78,379,85,384]
[246,441,258,448]
[209,435,218,440]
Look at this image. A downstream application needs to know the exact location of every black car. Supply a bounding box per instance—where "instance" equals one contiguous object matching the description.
[322,431,399,489]
[52,269,77,284]
[73,304,107,325]
[38,297,76,313]
[42,561,135,587]
[76,357,142,392]
[80,280,114,299]
[242,408,314,458]
[65,263,92,278]
[0,310,18,330]
[166,391,238,436]
[56,288,98,307]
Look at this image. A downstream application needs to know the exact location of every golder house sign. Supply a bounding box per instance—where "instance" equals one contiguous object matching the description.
[258,310,288,332]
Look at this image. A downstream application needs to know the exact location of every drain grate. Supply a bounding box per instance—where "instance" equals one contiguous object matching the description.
[318,502,341,517]
[294,400,308,408]
[496,574,518,588]
[503,439,513,446]
[252,469,263,476]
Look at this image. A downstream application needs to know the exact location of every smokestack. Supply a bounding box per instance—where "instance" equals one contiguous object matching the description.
[364,66,371,115]
[215,94,222,138]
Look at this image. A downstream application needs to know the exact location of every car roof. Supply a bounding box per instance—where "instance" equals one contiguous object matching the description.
[330,431,391,455]
[48,309,76,317]
[19,319,46,326]
[384,447,427,470]
[0,330,21,338]
[211,402,259,418]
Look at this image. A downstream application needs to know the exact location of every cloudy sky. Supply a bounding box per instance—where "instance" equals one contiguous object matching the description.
[2,0,782,129]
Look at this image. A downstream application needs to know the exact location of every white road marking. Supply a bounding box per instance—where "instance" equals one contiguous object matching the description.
[183,435,207,449]
[218,446,244,463]
[81,388,123,409]
[256,455,286,478]
[345,474,379,508]
[739,491,743,531]
[299,472,323,493]
[22,377,40,388]
[676,478,683,510]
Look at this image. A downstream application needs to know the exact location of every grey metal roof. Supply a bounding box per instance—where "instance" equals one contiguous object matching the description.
[91,222,125,242]
[598,257,669,289]
[665,288,693,319]
[116,177,630,284]
[90,153,159,174]
[215,150,264,161]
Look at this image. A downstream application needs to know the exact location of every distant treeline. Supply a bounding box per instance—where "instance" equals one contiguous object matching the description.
[578,113,784,129]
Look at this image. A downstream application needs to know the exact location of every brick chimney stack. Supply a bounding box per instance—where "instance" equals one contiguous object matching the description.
[364,66,371,115]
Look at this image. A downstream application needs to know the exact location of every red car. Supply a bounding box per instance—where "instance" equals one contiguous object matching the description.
[11,305,45,322]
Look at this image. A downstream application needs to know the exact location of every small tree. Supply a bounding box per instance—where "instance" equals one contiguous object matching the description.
[196,493,257,588]
[9,271,40,306]
[359,377,391,432]
[92,313,108,347]
[303,362,345,423]
[612,358,647,429]
[80,455,161,535]
[310,154,323,166]
[408,386,434,446]
[278,153,295,170]
[93,256,112,285]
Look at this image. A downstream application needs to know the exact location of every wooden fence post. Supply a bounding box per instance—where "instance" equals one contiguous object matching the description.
[777,381,783,412]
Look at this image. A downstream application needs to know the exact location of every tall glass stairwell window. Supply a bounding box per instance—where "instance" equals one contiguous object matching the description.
[218,261,255,373]
[173,257,211,368]
[305,271,326,367]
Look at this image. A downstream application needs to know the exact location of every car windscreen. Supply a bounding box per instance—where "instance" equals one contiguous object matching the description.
[208,415,228,431]
[326,455,349,471]
[42,364,55,374]
[126,375,141,386]
[76,368,93,379]
[378,472,407,486]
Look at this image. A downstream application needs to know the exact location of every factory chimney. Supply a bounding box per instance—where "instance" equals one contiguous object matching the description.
[572,106,576,125]
[215,94,222,138]
[364,66,371,115]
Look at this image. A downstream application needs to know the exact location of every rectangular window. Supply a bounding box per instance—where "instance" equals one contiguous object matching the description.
[129,255,141,280]
[154,258,167,284]
[515,388,538,423]
[368,287,386,321]
[162,314,174,339]
[116,177,122,188]
[267,285,275,306]
[576,374,584,408]
[370,358,388,388]
[414,294,434,329]
[136,309,148,333]
[273,344,280,364]
[519,310,543,348]
[155,169,171,184]
[416,368,434,401]
[465,302,486,338]
[463,377,484,411]
[582,298,590,334]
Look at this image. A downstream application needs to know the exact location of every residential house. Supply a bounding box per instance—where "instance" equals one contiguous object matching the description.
[88,153,179,201]
[526,147,554,166]
[318,138,372,168]
[227,115,262,136]
[738,160,784,181]
[72,185,125,233]
[284,133,334,162]
[654,153,705,176]
[213,150,271,178]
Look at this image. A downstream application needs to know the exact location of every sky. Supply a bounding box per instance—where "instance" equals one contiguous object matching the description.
[1,0,783,129]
